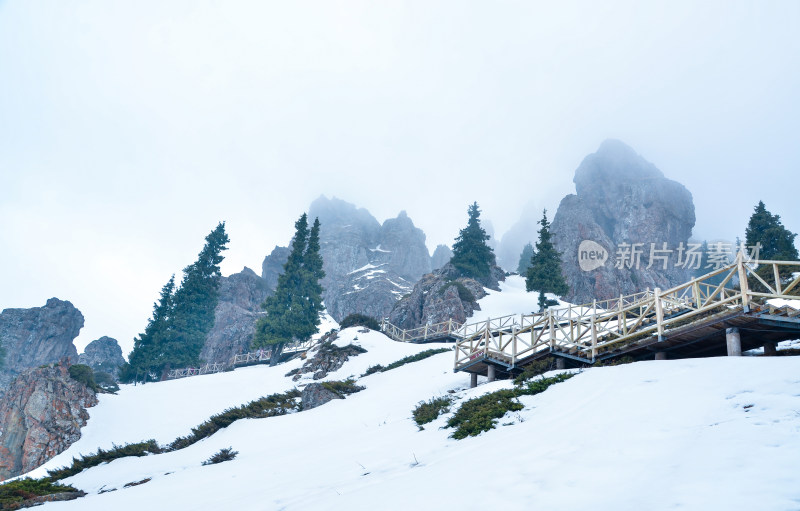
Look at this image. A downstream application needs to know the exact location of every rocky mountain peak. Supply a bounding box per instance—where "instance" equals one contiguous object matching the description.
[78,336,125,377]
[552,141,696,303]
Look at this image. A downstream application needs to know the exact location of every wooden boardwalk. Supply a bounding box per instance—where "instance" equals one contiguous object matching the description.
[452,254,800,377]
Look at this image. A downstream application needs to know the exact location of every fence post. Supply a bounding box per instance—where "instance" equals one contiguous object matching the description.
[549,310,556,350]
[511,325,518,367]
[654,287,664,341]
[737,251,751,311]
[773,263,782,295]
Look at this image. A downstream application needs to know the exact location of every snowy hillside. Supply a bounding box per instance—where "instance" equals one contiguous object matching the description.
[20,279,800,510]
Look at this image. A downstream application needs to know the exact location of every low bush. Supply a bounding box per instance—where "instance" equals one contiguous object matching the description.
[47,440,163,481]
[339,314,382,331]
[412,397,452,428]
[321,379,365,397]
[512,359,554,385]
[361,348,450,377]
[68,364,98,393]
[202,447,239,466]
[0,478,78,508]
[438,281,475,303]
[93,371,120,393]
[169,389,301,451]
[446,373,575,439]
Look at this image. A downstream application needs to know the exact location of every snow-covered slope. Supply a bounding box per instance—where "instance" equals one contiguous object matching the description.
[21,282,800,510]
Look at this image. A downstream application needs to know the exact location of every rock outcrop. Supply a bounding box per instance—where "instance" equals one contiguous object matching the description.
[269,196,432,322]
[431,245,454,270]
[387,263,505,329]
[78,336,125,378]
[287,333,367,381]
[200,267,271,366]
[552,140,696,304]
[0,363,98,480]
[0,298,83,397]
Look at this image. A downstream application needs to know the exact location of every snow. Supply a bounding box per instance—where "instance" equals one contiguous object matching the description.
[20,279,800,510]
[347,263,386,275]
[368,245,391,253]
[34,348,800,511]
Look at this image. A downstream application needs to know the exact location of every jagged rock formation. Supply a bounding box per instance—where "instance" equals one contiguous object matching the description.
[261,246,290,290]
[552,140,696,304]
[200,267,271,366]
[274,196,432,322]
[387,263,505,329]
[78,336,125,378]
[431,244,453,270]
[0,363,97,480]
[0,298,83,397]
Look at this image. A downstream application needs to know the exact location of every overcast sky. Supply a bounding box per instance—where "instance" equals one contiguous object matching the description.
[1,1,798,355]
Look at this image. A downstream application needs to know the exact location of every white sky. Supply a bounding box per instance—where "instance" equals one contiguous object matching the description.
[1,1,798,354]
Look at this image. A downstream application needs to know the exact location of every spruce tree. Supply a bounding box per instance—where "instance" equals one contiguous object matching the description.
[253,214,325,365]
[526,210,569,310]
[517,243,534,275]
[161,222,229,376]
[745,201,798,261]
[744,201,798,293]
[451,202,496,279]
[120,275,176,383]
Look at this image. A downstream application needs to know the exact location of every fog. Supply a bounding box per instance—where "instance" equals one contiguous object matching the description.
[1,1,798,353]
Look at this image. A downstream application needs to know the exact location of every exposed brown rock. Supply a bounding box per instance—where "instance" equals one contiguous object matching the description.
[0,363,97,480]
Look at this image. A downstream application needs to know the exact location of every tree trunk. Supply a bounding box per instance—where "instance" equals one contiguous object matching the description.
[269,342,285,366]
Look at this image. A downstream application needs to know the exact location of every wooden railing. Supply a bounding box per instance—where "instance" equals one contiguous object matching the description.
[232,338,318,367]
[381,318,462,343]
[454,255,800,370]
[167,362,226,379]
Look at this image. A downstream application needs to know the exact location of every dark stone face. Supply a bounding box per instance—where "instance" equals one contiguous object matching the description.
[78,336,125,378]
[552,140,697,304]
[0,298,83,398]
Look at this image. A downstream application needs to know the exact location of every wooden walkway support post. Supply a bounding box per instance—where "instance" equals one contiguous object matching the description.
[654,287,664,341]
[726,327,742,356]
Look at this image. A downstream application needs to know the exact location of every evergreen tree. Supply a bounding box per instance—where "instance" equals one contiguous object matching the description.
[161,222,229,376]
[120,275,176,383]
[253,214,325,365]
[745,201,798,261]
[744,201,798,292]
[517,243,534,275]
[526,210,569,310]
[450,202,496,279]
[121,223,229,382]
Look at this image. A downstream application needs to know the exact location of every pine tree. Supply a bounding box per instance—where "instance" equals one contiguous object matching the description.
[745,201,798,261]
[526,210,569,311]
[120,275,176,383]
[161,222,229,376]
[517,243,534,275]
[451,202,496,279]
[121,223,229,382]
[253,214,325,365]
[744,201,798,292]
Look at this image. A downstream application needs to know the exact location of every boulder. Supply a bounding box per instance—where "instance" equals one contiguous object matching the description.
[301,383,343,410]
[0,363,98,480]
[0,298,83,397]
[552,140,696,303]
